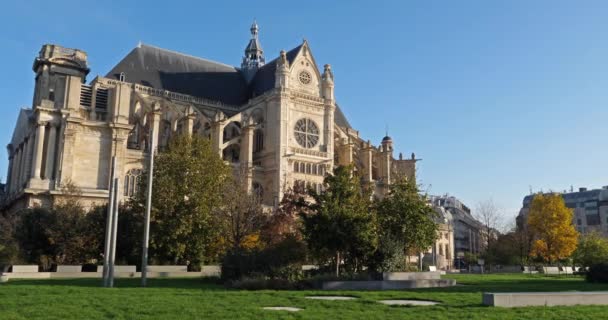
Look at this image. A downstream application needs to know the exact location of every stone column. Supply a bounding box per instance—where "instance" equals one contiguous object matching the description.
[240,123,254,192]
[30,122,47,179]
[13,146,22,191]
[186,114,196,136]
[361,142,373,182]
[211,120,224,157]
[6,153,13,194]
[44,123,58,180]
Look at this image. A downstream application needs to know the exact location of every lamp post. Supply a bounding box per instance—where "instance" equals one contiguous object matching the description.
[141,126,156,287]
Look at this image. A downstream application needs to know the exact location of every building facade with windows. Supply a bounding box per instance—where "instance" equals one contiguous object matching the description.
[517,187,608,236]
[429,195,484,267]
[2,22,418,212]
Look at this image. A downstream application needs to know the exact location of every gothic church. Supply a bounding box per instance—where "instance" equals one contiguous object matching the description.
[3,22,417,211]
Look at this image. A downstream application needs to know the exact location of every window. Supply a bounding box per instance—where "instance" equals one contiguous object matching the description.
[294,118,319,148]
[124,169,143,198]
[294,162,299,173]
[253,129,264,153]
[299,162,305,173]
[298,70,312,84]
[306,163,312,174]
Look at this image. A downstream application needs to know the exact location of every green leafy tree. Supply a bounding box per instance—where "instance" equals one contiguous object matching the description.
[573,232,608,270]
[375,178,438,270]
[133,134,230,266]
[300,165,376,276]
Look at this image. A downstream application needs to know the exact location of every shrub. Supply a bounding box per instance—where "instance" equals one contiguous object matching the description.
[586,263,608,283]
[221,235,306,282]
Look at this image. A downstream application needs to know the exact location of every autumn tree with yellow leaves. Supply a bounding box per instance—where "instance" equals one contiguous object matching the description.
[527,193,578,264]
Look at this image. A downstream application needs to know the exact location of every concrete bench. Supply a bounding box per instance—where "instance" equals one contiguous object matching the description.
[322,279,456,290]
[113,265,136,273]
[383,271,441,280]
[483,292,608,307]
[542,266,560,275]
[561,266,574,275]
[200,265,220,277]
[56,265,82,273]
[147,265,187,272]
[11,265,38,273]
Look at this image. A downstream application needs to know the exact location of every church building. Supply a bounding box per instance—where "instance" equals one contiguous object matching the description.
[2,22,417,212]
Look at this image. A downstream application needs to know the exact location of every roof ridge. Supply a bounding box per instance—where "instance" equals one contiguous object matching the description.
[139,42,239,70]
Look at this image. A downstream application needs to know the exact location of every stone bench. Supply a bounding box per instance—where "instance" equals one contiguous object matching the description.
[322,279,456,290]
[11,265,38,273]
[383,271,441,280]
[483,292,608,307]
[561,266,574,275]
[542,266,560,275]
[56,265,82,273]
[200,265,221,277]
[146,265,187,272]
[113,265,136,273]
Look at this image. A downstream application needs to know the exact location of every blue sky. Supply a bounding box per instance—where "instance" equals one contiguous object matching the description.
[1,1,607,222]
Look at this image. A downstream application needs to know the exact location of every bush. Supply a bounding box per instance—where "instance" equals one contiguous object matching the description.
[221,235,306,282]
[586,263,608,283]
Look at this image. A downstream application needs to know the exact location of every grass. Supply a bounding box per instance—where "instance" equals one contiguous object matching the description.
[1,274,608,319]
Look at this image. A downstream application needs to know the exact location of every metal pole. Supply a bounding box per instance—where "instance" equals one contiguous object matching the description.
[141,132,156,287]
[102,157,116,287]
[108,177,120,287]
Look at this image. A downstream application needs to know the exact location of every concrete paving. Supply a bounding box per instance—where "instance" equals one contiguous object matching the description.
[378,299,439,306]
[262,307,301,312]
[306,296,357,300]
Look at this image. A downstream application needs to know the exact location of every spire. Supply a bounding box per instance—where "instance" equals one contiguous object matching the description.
[242,19,265,83]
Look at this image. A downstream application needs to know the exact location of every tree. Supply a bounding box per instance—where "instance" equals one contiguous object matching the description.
[375,178,438,271]
[300,165,376,276]
[133,134,230,266]
[527,193,578,264]
[475,199,503,256]
[0,210,20,269]
[573,232,608,270]
[214,168,268,252]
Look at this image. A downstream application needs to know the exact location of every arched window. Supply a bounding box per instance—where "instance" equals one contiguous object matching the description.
[319,165,325,176]
[253,129,264,153]
[299,163,305,173]
[124,169,143,197]
[312,164,318,175]
[306,163,312,174]
[294,161,299,173]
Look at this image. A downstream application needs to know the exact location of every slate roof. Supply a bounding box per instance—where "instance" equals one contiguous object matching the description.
[105,43,352,128]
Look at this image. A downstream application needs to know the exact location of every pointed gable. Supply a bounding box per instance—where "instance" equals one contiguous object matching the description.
[249,44,302,96]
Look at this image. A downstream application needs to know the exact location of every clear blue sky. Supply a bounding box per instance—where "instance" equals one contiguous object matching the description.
[1,1,607,222]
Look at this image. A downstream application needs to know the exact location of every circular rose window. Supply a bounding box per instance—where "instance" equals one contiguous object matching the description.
[298,70,312,85]
[294,118,319,148]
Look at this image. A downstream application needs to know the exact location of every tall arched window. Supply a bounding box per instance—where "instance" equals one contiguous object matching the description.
[253,129,264,153]
[299,163,305,173]
[124,169,143,197]
[306,163,312,174]
[294,161,299,173]
[312,164,318,175]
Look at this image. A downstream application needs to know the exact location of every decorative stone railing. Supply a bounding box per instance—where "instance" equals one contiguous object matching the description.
[290,147,328,158]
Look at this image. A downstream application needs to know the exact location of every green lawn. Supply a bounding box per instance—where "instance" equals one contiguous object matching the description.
[1,274,607,319]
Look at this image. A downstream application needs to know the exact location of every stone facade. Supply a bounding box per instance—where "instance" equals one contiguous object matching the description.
[3,23,417,212]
